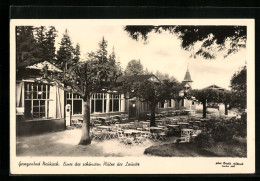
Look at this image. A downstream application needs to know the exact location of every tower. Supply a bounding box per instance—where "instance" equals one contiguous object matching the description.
[182,65,193,89]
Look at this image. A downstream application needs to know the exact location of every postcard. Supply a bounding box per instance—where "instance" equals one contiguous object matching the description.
[10,19,255,174]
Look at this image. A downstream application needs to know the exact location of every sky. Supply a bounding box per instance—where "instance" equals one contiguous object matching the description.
[53,24,246,90]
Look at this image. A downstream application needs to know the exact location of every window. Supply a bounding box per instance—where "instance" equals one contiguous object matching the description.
[67,92,123,114]
[91,93,107,113]
[66,93,82,115]
[24,83,52,119]
[168,99,172,108]
[109,94,120,112]
[158,102,164,108]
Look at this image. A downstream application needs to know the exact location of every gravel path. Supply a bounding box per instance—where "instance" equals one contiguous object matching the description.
[16,129,176,157]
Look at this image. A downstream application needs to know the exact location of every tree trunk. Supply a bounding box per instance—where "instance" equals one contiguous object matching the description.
[203,101,207,118]
[224,103,228,115]
[79,95,92,145]
[150,103,156,127]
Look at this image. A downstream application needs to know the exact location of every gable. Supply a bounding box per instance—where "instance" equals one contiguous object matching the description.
[26,61,62,73]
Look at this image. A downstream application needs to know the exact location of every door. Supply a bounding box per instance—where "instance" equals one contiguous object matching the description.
[129,100,137,119]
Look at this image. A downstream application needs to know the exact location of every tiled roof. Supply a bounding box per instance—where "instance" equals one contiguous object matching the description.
[26,61,62,73]
[203,84,225,90]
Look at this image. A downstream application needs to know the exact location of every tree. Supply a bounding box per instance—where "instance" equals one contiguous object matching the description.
[192,89,219,118]
[154,70,177,82]
[124,26,246,59]
[64,37,122,145]
[16,26,42,65]
[44,26,58,62]
[230,66,247,109]
[34,26,58,62]
[124,59,144,75]
[73,43,81,64]
[56,29,75,71]
[131,79,180,126]
[218,90,232,115]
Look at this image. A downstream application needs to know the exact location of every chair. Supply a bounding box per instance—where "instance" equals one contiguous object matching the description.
[123,133,135,146]
[91,128,103,141]
[179,136,190,143]
[134,132,146,145]
[108,127,118,139]
[117,131,126,144]
[157,131,167,141]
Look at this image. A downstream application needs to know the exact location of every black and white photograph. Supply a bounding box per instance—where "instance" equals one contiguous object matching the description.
[10,19,255,174]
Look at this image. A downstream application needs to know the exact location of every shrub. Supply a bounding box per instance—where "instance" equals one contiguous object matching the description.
[211,125,236,142]
[193,133,215,148]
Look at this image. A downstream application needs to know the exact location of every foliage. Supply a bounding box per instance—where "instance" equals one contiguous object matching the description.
[130,79,180,126]
[192,88,220,103]
[230,66,247,109]
[34,26,58,62]
[56,29,75,70]
[65,37,122,98]
[154,70,178,82]
[211,125,236,142]
[194,133,215,149]
[124,25,246,59]
[16,26,43,64]
[124,59,144,75]
[73,43,81,64]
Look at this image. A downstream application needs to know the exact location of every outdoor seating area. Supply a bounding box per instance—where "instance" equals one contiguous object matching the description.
[69,109,242,146]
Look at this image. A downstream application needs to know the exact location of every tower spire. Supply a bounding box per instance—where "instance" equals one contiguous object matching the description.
[183,63,193,82]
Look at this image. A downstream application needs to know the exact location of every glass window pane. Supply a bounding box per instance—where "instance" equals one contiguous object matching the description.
[40,106,45,112]
[104,100,106,112]
[33,106,39,113]
[33,113,39,119]
[109,100,113,112]
[33,91,37,99]
[33,100,39,106]
[38,93,42,99]
[40,100,45,106]
[95,100,102,112]
[43,91,46,99]
[25,92,31,99]
[91,100,94,113]
[40,113,45,118]
[113,100,119,112]
[25,100,32,119]
[43,85,46,91]
[38,85,42,91]
[73,100,82,114]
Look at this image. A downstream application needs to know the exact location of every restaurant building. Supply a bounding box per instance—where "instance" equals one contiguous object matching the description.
[16,60,196,135]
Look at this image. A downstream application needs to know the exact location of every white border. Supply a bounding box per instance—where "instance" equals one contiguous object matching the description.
[10,19,255,174]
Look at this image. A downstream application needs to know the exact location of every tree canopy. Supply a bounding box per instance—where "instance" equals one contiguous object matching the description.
[124,25,246,59]
[124,59,144,75]
[16,26,58,66]
[63,37,122,145]
[130,79,180,126]
[230,66,247,109]
[56,29,75,70]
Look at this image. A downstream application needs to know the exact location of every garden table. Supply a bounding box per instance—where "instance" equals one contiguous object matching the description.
[97,125,112,130]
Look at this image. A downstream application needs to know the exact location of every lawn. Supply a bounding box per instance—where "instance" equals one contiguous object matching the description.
[144,136,247,157]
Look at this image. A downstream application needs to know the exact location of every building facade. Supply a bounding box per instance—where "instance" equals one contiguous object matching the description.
[16,61,196,134]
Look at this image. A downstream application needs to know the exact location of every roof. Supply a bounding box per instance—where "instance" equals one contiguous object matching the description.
[26,61,62,73]
[203,84,225,91]
[117,74,160,83]
[183,69,193,82]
